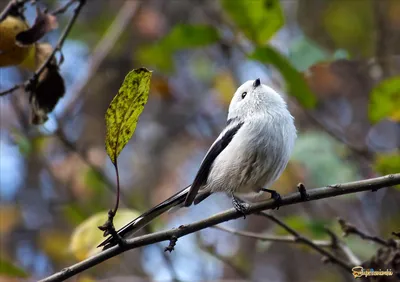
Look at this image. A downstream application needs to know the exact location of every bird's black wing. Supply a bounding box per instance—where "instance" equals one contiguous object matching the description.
[184,121,244,206]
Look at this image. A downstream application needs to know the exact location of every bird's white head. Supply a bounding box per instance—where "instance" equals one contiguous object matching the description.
[227,79,288,122]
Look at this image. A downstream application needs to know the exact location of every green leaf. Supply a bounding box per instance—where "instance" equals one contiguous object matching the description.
[10,129,31,156]
[288,36,328,72]
[166,25,220,49]
[137,24,220,72]
[369,76,400,123]
[63,203,88,225]
[374,152,400,182]
[291,132,360,187]
[105,68,152,164]
[69,209,140,260]
[249,46,317,108]
[322,0,374,57]
[221,0,284,44]
[137,45,174,72]
[84,168,107,195]
[277,216,333,239]
[0,258,28,278]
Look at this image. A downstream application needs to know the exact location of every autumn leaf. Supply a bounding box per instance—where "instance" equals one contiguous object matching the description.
[369,76,400,124]
[16,6,58,46]
[105,68,152,164]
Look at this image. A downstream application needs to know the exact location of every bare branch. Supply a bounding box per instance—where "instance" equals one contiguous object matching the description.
[29,0,85,81]
[39,173,400,282]
[197,234,249,279]
[257,212,353,272]
[338,218,391,247]
[0,84,21,97]
[324,228,362,266]
[213,225,331,246]
[0,0,28,22]
[51,0,77,16]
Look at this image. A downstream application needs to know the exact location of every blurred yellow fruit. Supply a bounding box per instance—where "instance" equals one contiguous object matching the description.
[0,15,35,70]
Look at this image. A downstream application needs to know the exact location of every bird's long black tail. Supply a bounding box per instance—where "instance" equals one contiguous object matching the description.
[97,185,191,250]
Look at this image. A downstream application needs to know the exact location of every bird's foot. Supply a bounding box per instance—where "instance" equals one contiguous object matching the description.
[261,188,282,210]
[232,196,250,218]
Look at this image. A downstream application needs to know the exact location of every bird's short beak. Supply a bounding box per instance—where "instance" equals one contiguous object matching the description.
[253,78,261,88]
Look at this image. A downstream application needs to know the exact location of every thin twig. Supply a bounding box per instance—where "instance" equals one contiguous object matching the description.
[158,244,181,282]
[0,0,29,22]
[51,0,76,15]
[373,0,393,78]
[197,237,249,279]
[303,110,373,162]
[29,0,85,82]
[0,85,21,97]
[338,218,391,247]
[39,174,400,282]
[257,212,353,272]
[324,228,362,266]
[213,225,331,246]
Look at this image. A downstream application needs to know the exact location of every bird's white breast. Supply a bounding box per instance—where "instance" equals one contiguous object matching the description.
[205,111,296,196]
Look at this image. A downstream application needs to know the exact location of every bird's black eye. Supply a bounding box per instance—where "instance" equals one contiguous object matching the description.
[241,92,247,99]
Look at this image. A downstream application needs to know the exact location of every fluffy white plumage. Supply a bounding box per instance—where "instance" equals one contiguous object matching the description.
[205,80,296,197]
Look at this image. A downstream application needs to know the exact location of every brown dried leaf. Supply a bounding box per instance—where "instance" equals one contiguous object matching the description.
[29,64,65,124]
[16,7,58,47]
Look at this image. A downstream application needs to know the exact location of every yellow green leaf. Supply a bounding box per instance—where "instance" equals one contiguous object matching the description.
[137,45,174,72]
[0,257,28,278]
[374,152,400,184]
[249,46,317,108]
[323,0,374,57]
[214,71,237,106]
[38,230,70,263]
[137,25,220,72]
[369,76,400,123]
[166,24,220,49]
[69,209,140,260]
[276,215,333,239]
[221,0,284,45]
[105,68,152,164]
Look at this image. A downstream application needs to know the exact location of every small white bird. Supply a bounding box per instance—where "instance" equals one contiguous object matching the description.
[99,78,297,249]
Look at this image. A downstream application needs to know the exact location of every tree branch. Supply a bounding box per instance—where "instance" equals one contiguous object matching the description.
[197,236,250,279]
[257,212,353,272]
[338,218,392,247]
[0,0,29,23]
[213,225,331,246]
[39,173,400,282]
[324,227,362,266]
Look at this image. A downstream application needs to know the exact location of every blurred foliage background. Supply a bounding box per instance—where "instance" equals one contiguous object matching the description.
[0,0,399,281]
